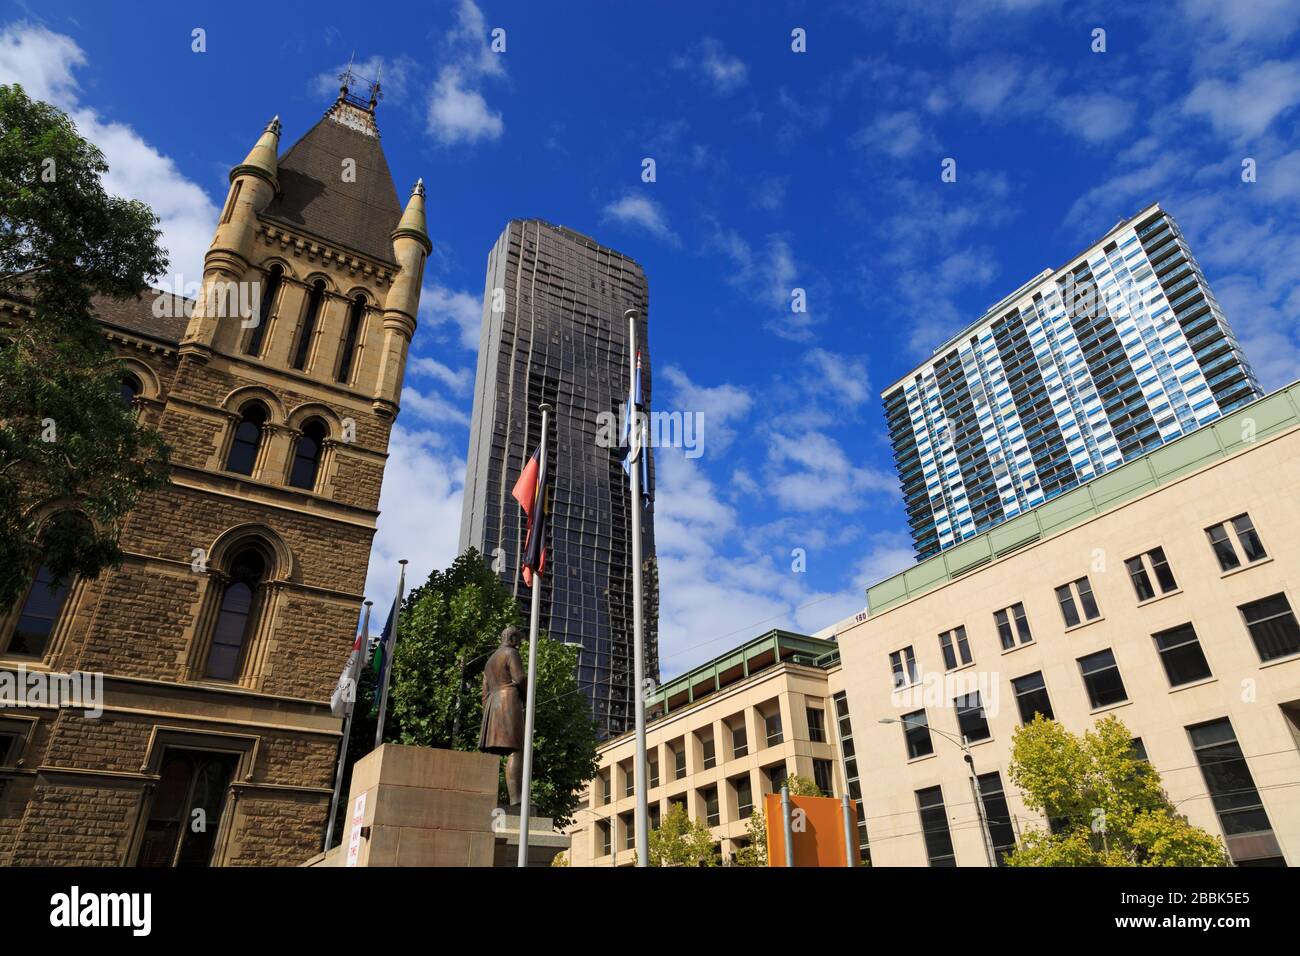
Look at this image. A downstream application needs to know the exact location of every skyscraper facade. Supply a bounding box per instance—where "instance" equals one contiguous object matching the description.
[459,219,659,738]
[884,203,1263,560]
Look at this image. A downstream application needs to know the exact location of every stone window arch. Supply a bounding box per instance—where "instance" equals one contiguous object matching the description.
[0,511,94,661]
[288,417,328,490]
[225,401,269,476]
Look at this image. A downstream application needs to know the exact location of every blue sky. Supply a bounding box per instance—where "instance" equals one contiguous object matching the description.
[3,1,1299,680]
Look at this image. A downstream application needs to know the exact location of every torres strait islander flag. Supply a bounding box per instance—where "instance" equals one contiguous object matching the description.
[512,445,549,587]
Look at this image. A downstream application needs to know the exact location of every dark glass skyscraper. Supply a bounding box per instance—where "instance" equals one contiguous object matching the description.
[884,203,1263,560]
[459,219,660,738]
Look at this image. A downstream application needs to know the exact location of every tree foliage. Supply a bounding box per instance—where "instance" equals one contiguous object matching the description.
[333,550,599,838]
[731,773,821,867]
[1006,714,1228,867]
[0,83,170,609]
[648,803,718,867]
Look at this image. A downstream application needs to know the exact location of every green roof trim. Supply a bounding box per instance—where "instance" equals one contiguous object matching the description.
[865,382,1300,616]
[653,628,837,713]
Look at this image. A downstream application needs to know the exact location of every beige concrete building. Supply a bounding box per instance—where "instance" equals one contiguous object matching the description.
[839,382,1300,866]
[566,630,862,866]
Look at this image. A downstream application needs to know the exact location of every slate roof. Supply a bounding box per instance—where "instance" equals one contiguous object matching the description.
[262,106,403,267]
[93,292,190,344]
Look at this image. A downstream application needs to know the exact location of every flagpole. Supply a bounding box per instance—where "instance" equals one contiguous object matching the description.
[626,308,649,868]
[374,560,407,751]
[518,401,551,867]
[325,599,371,852]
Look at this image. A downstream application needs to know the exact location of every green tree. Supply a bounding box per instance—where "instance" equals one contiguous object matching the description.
[1006,714,1228,867]
[648,803,718,867]
[0,83,170,609]
[732,773,821,867]
[332,550,599,839]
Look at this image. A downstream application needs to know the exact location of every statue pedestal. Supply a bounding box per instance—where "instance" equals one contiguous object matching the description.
[311,743,501,867]
[492,809,570,867]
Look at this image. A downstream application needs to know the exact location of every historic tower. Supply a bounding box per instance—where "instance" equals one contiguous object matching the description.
[0,79,427,866]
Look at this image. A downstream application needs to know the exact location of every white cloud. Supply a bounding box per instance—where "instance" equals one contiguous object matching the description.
[601,193,677,243]
[428,65,504,145]
[400,385,470,426]
[420,282,483,351]
[1056,93,1136,143]
[1184,60,1300,140]
[409,355,473,393]
[0,22,219,288]
[660,365,752,452]
[804,349,871,406]
[765,431,897,512]
[1180,0,1300,45]
[426,1,507,146]
[676,37,748,96]
[853,110,934,158]
[364,425,466,613]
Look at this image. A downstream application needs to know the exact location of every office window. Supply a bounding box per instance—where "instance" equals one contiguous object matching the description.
[1078,649,1127,709]
[136,750,238,867]
[812,758,834,796]
[1206,513,1268,572]
[288,418,328,491]
[1130,737,1149,762]
[806,707,826,743]
[1188,718,1280,862]
[702,786,719,827]
[732,774,753,819]
[673,745,686,780]
[648,752,659,789]
[994,602,1033,650]
[1152,623,1213,686]
[600,771,611,805]
[764,710,783,747]
[889,646,919,688]
[1011,671,1054,723]
[954,691,991,743]
[1239,594,1300,662]
[5,562,73,658]
[225,402,267,476]
[916,786,956,866]
[730,721,748,758]
[598,821,611,856]
[977,771,1017,866]
[622,761,634,798]
[766,763,787,793]
[621,812,634,850]
[1126,547,1178,601]
[901,709,933,759]
[700,733,716,770]
[1056,577,1100,627]
[938,626,972,670]
[649,804,661,831]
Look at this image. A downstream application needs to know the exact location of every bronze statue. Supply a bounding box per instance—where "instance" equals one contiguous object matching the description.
[479,625,526,805]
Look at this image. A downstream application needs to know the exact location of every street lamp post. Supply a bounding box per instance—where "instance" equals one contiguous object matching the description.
[879,717,997,867]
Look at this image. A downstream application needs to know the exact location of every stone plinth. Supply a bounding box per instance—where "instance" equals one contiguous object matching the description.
[315,744,500,867]
[493,811,571,867]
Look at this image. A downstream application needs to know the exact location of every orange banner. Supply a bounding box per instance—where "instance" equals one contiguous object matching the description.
[764,792,857,867]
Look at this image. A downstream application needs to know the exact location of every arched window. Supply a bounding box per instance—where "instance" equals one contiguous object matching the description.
[335,293,366,384]
[204,546,266,681]
[245,264,283,357]
[225,402,267,476]
[120,372,142,407]
[289,418,327,490]
[292,279,326,371]
[7,562,72,657]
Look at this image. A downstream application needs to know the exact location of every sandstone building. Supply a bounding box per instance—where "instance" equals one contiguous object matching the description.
[0,82,428,866]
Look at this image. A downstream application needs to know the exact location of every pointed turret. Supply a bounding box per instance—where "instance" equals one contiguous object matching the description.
[374,179,431,418]
[391,178,432,254]
[230,116,281,191]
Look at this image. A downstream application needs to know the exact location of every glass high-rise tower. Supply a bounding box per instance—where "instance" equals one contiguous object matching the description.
[459,219,659,738]
[884,203,1262,560]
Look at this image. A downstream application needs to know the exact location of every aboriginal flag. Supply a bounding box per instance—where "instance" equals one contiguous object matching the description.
[512,446,548,586]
